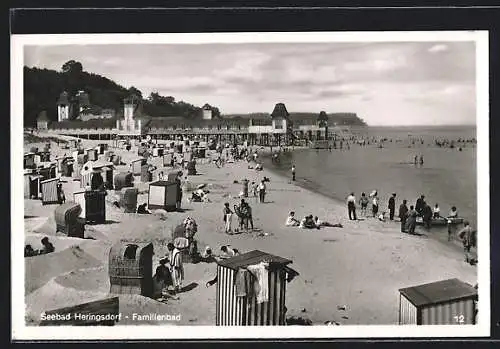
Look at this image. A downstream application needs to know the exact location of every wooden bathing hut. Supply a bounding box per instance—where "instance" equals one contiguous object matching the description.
[24,153,36,169]
[26,174,43,199]
[119,187,139,213]
[86,148,98,161]
[73,190,106,223]
[54,202,85,238]
[398,278,478,325]
[162,153,173,167]
[114,172,134,191]
[148,180,179,212]
[40,177,60,205]
[130,158,147,176]
[109,241,154,297]
[215,250,298,326]
[24,170,39,199]
[152,147,164,157]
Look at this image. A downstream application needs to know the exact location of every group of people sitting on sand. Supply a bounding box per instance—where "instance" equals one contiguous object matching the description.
[24,237,55,257]
[285,211,343,229]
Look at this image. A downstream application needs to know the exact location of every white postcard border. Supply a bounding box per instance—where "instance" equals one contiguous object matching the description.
[11,30,490,340]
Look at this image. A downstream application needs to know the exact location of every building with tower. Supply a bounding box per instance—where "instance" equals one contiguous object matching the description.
[115,95,151,136]
[202,104,214,120]
[36,111,50,130]
[57,91,70,122]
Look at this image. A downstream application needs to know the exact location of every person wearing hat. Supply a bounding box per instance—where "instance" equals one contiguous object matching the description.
[388,193,396,221]
[153,258,172,299]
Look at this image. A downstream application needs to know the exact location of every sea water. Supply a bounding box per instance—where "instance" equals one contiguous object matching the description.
[263,126,477,231]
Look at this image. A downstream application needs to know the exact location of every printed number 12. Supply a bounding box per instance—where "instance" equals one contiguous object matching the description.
[454,315,465,324]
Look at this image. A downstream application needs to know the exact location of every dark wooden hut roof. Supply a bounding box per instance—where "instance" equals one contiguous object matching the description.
[217,249,292,270]
[399,278,477,307]
[270,103,290,119]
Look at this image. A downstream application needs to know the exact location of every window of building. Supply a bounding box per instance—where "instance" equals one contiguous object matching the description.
[274,118,283,129]
[217,124,222,130]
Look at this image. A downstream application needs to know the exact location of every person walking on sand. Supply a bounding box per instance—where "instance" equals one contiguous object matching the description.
[415,195,426,217]
[458,220,476,264]
[291,164,296,181]
[223,202,233,234]
[258,179,267,203]
[399,199,409,232]
[372,194,379,218]
[347,192,357,220]
[422,203,433,230]
[388,193,396,221]
[447,206,459,241]
[406,205,418,234]
[167,243,184,294]
[359,192,369,217]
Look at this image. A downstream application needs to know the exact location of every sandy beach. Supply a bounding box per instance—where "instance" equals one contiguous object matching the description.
[23,134,477,326]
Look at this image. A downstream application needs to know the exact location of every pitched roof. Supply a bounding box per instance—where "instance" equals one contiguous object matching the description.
[37,111,50,121]
[57,91,70,105]
[270,103,290,119]
[217,249,292,270]
[399,278,477,307]
[318,111,328,122]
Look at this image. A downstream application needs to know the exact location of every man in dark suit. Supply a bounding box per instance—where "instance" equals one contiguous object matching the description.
[388,193,396,220]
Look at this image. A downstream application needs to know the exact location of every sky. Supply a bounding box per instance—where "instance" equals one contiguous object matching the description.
[24,41,476,126]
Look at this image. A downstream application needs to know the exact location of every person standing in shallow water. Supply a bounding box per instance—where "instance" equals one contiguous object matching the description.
[291,164,296,181]
[346,192,357,220]
[388,193,396,221]
[399,199,408,232]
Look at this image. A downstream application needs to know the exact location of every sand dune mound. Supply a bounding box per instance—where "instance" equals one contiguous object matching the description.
[25,245,103,294]
[25,233,88,252]
[25,278,109,324]
[55,265,109,292]
[24,217,50,233]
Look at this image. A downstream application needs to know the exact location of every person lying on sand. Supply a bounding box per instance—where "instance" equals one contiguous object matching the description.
[313,216,343,228]
[220,245,240,259]
[300,215,319,229]
[286,211,300,226]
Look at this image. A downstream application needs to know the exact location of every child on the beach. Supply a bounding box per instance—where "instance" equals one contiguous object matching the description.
[359,192,369,216]
[222,202,233,234]
[286,211,300,226]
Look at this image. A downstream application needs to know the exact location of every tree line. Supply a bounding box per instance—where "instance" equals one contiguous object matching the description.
[23,60,221,127]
